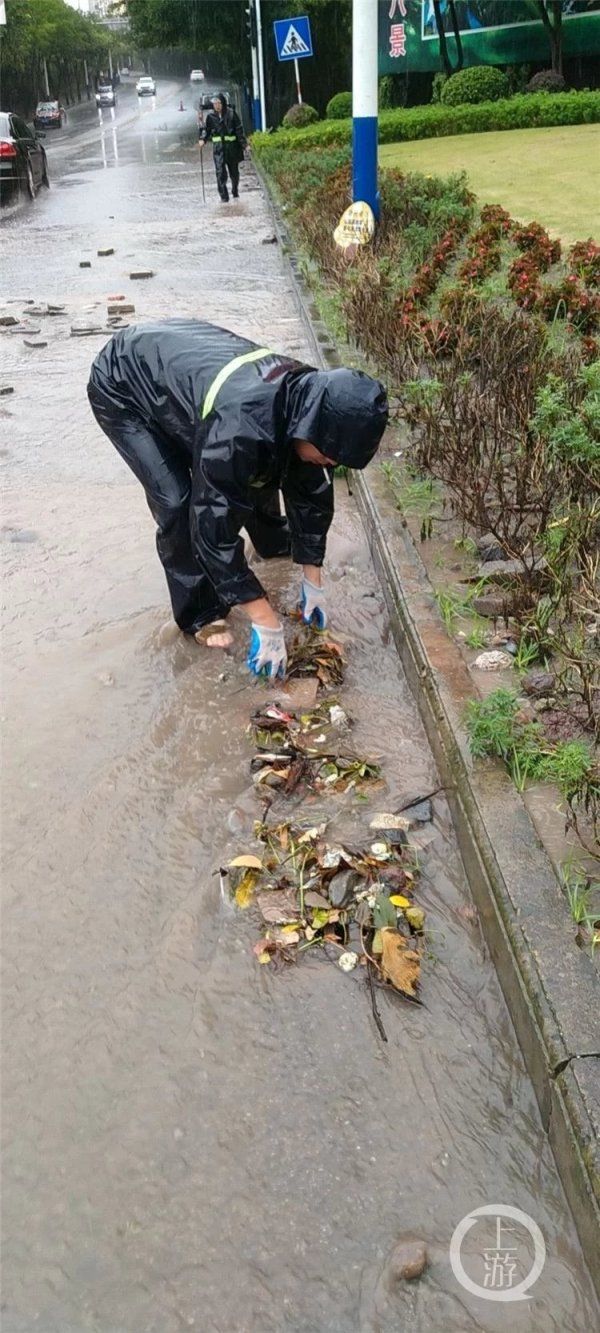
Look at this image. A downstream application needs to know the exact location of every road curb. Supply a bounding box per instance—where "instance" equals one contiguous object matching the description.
[255,162,600,1294]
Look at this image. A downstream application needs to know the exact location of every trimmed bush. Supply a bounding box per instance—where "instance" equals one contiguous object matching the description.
[251,91,600,158]
[431,72,448,104]
[526,69,566,94]
[441,66,510,106]
[282,103,319,129]
[326,91,352,120]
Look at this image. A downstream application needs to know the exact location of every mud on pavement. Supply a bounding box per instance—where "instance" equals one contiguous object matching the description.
[1,111,598,1331]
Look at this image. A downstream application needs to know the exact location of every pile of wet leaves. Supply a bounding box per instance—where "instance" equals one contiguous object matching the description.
[249,700,383,797]
[286,630,345,688]
[224,821,424,1006]
[218,626,437,1026]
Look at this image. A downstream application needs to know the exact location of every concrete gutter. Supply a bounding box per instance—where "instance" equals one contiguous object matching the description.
[255,164,600,1293]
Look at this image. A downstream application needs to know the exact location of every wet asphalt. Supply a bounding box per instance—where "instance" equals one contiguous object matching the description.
[1,83,599,1333]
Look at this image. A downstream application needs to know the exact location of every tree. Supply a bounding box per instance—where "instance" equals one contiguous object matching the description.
[1,0,117,114]
[432,0,464,76]
[535,1,563,74]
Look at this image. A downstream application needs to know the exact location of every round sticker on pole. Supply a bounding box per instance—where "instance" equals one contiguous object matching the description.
[333,200,375,257]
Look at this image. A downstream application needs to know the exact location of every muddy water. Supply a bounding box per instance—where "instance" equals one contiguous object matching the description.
[1,110,598,1332]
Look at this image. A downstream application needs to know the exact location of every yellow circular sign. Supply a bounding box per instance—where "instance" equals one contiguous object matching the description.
[333,200,375,251]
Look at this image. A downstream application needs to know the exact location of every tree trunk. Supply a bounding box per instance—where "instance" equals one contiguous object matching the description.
[432,0,464,76]
[537,1,563,74]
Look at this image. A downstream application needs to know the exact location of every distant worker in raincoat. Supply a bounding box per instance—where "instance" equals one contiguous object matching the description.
[198,90,246,203]
[87,320,389,678]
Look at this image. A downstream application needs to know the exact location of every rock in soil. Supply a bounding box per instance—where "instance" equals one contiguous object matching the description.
[0,385,15,396]
[386,1237,428,1285]
[129,270,154,279]
[478,556,548,584]
[79,261,92,268]
[107,302,135,315]
[261,236,278,245]
[329,868,360,909]
[473,650,514,671]
[476,532,506,562]
[97,247,115,256]
[472,592,512,620]
[24,339,48,349]
[522,669,555,698]
[0,315,19,327]
[402,798,432,825]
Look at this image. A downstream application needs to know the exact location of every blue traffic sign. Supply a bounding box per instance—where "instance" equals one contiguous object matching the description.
[273,14,313,62]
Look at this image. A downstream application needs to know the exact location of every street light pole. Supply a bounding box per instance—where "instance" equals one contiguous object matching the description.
[352,0,379,219]
[255,0,267,131]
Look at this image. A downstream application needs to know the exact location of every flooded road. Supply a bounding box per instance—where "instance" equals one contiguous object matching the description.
[1,100,598,1332]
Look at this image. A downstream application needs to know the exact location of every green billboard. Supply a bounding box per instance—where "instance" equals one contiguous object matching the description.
[379,1,600,74]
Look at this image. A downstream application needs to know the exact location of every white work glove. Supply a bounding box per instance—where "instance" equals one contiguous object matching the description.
[299,577,327,630]
[247,623,287,679]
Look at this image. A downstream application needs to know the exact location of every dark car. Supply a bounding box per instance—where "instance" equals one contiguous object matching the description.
[95,84,116,108]
[0,111,49,203]
[33,100,64,130]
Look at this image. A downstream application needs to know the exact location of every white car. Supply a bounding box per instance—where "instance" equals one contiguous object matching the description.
[190,69,205,82]
[136,76,156,97]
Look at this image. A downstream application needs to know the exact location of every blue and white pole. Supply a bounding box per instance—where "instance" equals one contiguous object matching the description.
[352,0,379,219]
[250,38,261,131]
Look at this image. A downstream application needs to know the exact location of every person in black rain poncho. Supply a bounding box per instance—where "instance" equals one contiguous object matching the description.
[88,319,389,678]
[198,90,246,202]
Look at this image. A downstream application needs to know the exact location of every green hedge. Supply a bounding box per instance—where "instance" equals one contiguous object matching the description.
[282,103,319,129]
[441,66,509,105]
[326,91,352,119]
[252,90,600,159]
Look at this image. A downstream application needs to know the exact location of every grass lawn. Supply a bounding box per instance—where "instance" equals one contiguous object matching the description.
[380,123,600,245]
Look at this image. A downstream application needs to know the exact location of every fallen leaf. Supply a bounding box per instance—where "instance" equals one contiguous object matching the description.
[372,929,384,954]
[380,928,420,997]
[373,892,397,929]
[229,854,263,870]
[304,889,330,909]
[235,871,257,909]
[257,889,299,924]
[311,907,332,930]
[405,906,426,932]
[269,927,301,945]
[389,894,411,909]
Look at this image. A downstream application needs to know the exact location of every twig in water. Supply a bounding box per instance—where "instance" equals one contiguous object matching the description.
[367,962,388,1043]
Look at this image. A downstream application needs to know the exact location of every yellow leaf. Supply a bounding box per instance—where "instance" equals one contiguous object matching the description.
[257,951,271,964]
[235,871,257,909]
[405,906,425,932]
[229,854,263,870]
[372,929,383,955]
[281,922,301,934]
[389,894,410,908]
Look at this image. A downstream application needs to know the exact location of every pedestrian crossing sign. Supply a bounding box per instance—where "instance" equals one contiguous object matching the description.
[273,15,314,62]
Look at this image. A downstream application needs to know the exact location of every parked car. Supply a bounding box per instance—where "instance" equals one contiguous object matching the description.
[0,111,49,203]
[190,69,205,82]
[33,100,64,130]
[96,84,116,108]
[136,76,156,97]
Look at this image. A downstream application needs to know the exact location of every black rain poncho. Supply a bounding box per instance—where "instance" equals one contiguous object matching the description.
[88,319,388,632]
